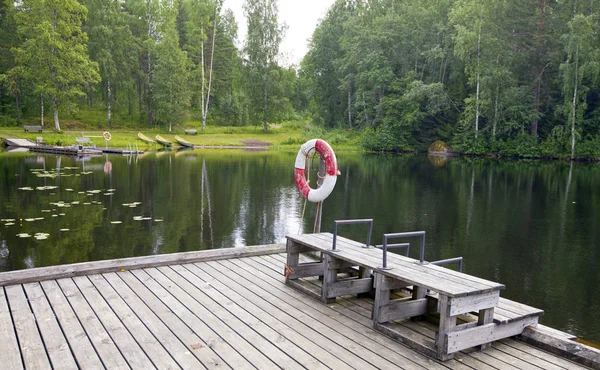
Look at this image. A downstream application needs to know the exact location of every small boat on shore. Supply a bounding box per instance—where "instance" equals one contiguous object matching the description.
[174,135,194,148]
[155,135,172,147]
[137,132,156,144]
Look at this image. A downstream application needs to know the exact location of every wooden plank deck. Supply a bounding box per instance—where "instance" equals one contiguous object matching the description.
[0,245,593,369]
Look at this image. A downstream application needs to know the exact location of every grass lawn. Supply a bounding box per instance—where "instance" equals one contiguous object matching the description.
[0,122,361,152]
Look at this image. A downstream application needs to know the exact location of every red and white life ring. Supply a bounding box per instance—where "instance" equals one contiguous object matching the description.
[294,139,338,202]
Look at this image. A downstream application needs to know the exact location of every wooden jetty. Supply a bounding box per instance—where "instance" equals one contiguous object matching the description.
[0,241,597,369]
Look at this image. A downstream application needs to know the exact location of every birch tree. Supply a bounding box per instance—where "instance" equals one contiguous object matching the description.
[244,0,283,132]
[184,0,221,132]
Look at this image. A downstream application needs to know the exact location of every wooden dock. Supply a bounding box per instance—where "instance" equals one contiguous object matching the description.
[0,244,596,369]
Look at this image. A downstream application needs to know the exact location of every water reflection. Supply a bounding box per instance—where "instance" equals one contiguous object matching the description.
[0,150,599,344]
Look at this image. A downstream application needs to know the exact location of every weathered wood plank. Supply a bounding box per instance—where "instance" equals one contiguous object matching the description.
[519,325,600,370]
[375,274,411,291]
[39,280,104,369]
[0,287,24,369]
[321,253,337,303]
[208,259,394,369]
[101,272,214,369]
[0,244,285,286]
[138,267,297,370]
[181,263,356,369]
[112,270,244,369]
[72,276,157,369]
[5,285,52,370]
[492,341,565,370]
[326,277,373,298]
[253,253,488,370]
[447,317,539,354]
[436,294,455,360]
[56,278,130,368]
[224,257,448,370]
[499,339,590,370]
[85,274,182,369]
[288,262,324,279]
[378,298,428,323]
[295,234,492,297]
[448,291,500,316]
[22,283,78,369]
[159,265,329,369]
[311,233,504,295]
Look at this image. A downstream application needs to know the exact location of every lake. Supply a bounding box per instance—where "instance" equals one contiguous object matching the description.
[0,148,598,345]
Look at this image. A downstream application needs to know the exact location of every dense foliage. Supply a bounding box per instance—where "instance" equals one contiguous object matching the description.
[1,0,600,159]
[302,0,600,159]
[0,0,297,132]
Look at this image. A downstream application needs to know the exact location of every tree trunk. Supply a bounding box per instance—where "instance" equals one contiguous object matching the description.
[107,79,111,128]
[52,95,60,131]
[147,50,153,126]
[570,41,579,160]
[475,23,481,140]
[201,37,206,132]
[40,94,44,127]
[14,90,21,124]
[532,0,547,136]
[88,83,93,108]
[347,80,352,127]
[201,7,218,133]
[263,77,268,132]
[493,81,499,140]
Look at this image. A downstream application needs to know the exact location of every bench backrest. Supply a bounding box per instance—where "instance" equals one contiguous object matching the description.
[287,233,505,298]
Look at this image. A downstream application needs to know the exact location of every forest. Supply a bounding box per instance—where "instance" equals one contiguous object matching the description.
[1,0,600,159]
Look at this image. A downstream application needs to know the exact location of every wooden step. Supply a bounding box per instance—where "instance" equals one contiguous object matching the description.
[494,297,544,324]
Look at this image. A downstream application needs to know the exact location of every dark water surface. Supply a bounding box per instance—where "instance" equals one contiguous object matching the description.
[0,149,598,344]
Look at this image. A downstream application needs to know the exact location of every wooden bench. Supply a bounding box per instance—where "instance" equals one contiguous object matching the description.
[75,137,91,144]
[24,125,43,132]
[285,233,543,361]
[184,129,198,135]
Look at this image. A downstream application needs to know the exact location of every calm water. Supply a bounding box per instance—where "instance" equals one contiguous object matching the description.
[0,149,598,344]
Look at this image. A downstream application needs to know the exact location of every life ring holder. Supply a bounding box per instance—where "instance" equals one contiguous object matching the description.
[294,139,338,202]
[103,131,112,141]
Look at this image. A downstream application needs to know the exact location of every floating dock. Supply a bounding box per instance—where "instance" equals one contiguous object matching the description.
[0,242,597,369]
[2,138,142,156]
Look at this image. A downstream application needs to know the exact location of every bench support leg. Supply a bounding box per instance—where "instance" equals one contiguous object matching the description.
[285,239,300,281]
[372,273,390,322]
[436,295,455,361]
[477,307,494,350]
[321,254,337,304]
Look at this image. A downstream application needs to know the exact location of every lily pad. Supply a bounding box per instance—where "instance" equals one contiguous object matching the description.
[59,228,70,232]
[16,233,31,238]
[110,221,122,224]
[154,219,164,222]
[4,222,15,226]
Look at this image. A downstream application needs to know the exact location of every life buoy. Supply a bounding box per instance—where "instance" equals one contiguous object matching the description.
[294,139,338,202]
[103,131,112,141]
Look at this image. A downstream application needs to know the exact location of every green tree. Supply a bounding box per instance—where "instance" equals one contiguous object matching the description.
[183,0,221,132]
[11,0,99,131]
[243,0,284,132]
[152,0,190,131]
[83,0,136,127]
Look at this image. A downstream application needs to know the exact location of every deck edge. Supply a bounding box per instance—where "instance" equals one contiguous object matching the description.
[0,244,286,286]
[519,326,600,369]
